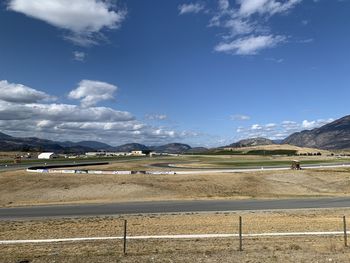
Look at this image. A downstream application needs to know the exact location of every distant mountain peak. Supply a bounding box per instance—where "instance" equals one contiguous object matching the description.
[115,143,149,152]
[150,143,191,154]
[228,137,275,148]
[0,131,13,139]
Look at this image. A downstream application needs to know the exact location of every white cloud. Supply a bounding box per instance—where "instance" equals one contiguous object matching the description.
[238,0,302,16]
[0,100,133,123]
[265,123,277,128]
[145,114,168,120]
[265,57,284,63]
[0,80,197,145]
[302,119,333,129]
[219,0,230,10]
[0,80,54,103]
[180,0,305,55]
[230,114,251,121]
[68,80,117,107]
[178,3,205,15]
[223,18,256,36]
[73,51,86,62]
[215,35,286,55]
[8,0,127,46]
[28,103,133,122]
[251,124,263,130]
[236,118,334,140]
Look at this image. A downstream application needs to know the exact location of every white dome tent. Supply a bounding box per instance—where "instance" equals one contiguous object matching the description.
[37,152,58,160]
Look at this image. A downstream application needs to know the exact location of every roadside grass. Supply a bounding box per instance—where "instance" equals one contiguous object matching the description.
[2,237,350,263]
[1,209,350,262]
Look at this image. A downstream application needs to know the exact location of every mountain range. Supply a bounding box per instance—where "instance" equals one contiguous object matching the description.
[224,115,350,150]
[1,114,350,153]
[0,132,195,154]
[283,115,350,150]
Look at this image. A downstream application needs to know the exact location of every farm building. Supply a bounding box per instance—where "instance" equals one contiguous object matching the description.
[38,152,58,159]
[131,150,146,156]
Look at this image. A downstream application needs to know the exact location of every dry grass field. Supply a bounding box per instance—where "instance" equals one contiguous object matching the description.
[0,151,24,160]
[1,209,350,262]
[1,161,350,207]
[3,237,350,263]
[2,155,350,262]
[224,144,333,154]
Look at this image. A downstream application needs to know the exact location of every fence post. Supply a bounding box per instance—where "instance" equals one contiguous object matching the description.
[123,219,127,255]
[343,216,348,247]
[239,216,243,251]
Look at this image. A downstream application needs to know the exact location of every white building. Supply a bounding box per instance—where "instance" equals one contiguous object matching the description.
[131,150,146,156]
[85,152,106,157]
[38,152,58,159]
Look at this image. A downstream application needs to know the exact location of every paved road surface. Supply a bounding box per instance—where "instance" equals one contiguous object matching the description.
[148,162,350,174]
[1,197,350,219]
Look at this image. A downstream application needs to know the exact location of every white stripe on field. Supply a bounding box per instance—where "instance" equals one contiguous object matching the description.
[0,231,344,244]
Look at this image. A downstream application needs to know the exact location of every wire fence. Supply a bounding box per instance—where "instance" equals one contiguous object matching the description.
[0,215,348,255]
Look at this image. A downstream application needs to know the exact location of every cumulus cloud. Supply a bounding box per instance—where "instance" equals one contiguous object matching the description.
[236,118,334,140]
[7,0,127,46]
[68,80,117,107]
[301,119,333,129]
[0,80,54,103]
[0,80,197,145]
[27,103,133,122]
[180,0,306,55]
[215,35,286,55]
[178,3,205,15]
[251,124,263,130]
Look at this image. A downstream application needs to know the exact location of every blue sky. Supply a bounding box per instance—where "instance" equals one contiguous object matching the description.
[0,0,349,147]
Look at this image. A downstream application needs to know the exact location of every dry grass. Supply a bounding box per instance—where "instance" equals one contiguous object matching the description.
[223,144,333,155]
[2,237,350,263]
[1,209,350,239]
[1,209,350,262]
[2,165,350,207]
[0,151,24,160]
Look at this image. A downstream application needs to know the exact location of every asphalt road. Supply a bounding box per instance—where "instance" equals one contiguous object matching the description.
[1,197,350,220]
[153,162,350,171]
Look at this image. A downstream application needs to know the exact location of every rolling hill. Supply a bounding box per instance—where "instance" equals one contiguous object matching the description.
[227,137,275,148]
[283,115,350,150]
